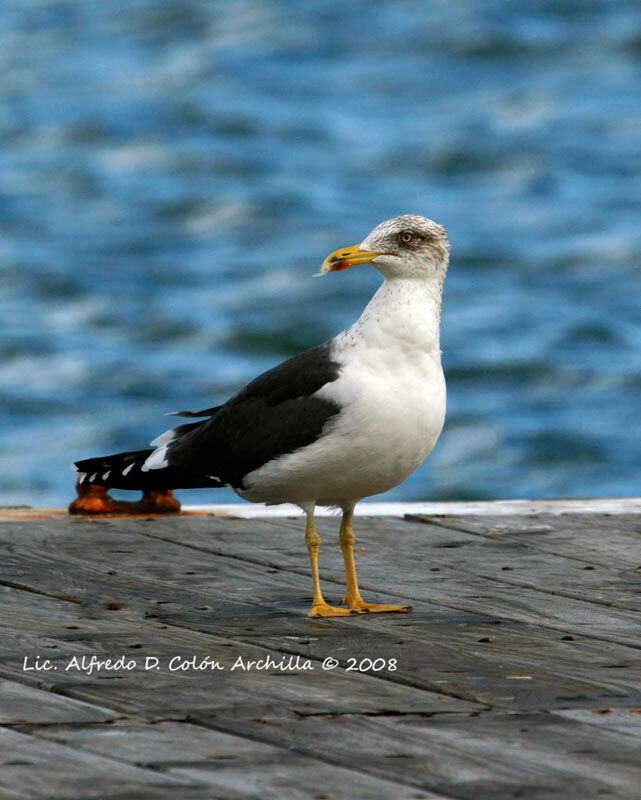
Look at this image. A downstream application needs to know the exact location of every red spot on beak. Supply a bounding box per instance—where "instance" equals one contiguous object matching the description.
[329,259,353,271]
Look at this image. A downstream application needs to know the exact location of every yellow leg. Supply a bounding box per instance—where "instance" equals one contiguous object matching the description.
[340,509,412,614]
[306,513,362,617]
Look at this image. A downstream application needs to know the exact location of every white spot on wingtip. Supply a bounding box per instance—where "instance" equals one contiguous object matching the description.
[142,444,168,471]
[89,473,98,483]
[122,463,134,476]
[77,472,87,484]
[102,470,111,481]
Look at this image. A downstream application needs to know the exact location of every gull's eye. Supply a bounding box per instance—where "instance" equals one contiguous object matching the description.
[399,231,414,244]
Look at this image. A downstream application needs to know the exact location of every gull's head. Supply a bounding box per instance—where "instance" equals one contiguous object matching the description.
[321,215,450,281]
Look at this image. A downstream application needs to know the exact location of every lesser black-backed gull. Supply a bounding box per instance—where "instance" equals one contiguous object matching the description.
[71,215,449,617]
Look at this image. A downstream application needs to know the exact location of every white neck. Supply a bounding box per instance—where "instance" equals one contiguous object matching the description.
[337,275,443,357]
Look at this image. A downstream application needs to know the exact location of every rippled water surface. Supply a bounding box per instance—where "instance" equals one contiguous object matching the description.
[1,0,640,506]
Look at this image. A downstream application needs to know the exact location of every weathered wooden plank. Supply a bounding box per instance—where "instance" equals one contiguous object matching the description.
[3,576,639,716]
[26,703,639,800]
[27,721,449,800]
[193,709,641,800]
[2,522,641,713]
[0,527,482,713]
[0,680,117,725]
[1,511,641,799]
[0,726,201,800]
[246,621,641,712]
[0,589,475,721]
[550,707,641,738]
[585,513,641,535]
[0,538,627,713]
[31,513,641,633]
[0,789,30,800]
[279,515,641,611]
[416,513,641,571]
[124,515,641,647]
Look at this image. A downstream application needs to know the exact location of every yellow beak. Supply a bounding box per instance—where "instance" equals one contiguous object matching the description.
[320,244,383,274]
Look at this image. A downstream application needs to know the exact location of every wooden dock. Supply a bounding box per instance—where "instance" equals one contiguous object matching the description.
[1,503,641,799]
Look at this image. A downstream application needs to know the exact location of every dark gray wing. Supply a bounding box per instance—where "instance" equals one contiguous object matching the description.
[159,342,342,489]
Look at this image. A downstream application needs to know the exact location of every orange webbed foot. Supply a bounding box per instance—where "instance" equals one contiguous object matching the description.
[309,602,365,618]
[342,597,412,614]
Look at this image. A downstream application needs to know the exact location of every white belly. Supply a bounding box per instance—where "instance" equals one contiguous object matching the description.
[240,350,446,507]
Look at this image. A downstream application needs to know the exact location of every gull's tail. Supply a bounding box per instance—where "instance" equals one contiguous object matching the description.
[73,449,224,491]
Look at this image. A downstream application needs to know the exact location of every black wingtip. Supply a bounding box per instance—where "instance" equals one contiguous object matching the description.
[166,404,222,419]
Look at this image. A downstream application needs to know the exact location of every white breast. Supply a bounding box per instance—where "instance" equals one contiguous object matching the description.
[241,277,447,508]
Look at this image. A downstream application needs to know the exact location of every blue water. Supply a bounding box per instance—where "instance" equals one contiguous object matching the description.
[1,0,640,507]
